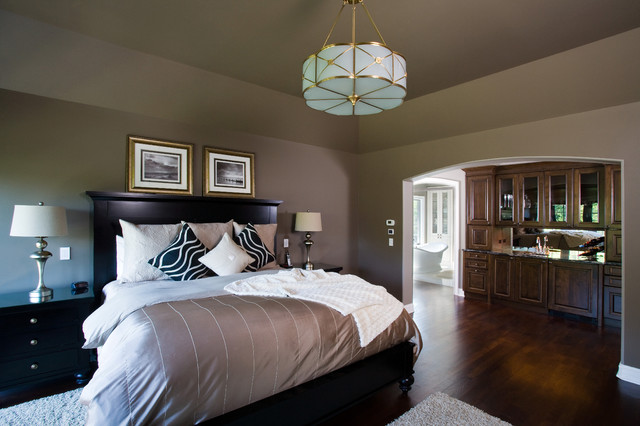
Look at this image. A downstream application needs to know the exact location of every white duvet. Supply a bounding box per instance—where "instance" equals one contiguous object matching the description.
[225,269,404,346]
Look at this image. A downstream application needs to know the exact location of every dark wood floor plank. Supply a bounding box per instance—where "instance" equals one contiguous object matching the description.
[323,282,640,426]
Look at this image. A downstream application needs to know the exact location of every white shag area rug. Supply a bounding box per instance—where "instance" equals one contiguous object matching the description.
[388,392,512,426]
[1,389,510,426]
[0,388,85,426]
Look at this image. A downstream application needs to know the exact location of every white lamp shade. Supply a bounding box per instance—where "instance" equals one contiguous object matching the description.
[10,204,68,237]
[294,212,322,232]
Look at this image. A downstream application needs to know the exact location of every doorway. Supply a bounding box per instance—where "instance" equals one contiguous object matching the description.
[411,175,461,290]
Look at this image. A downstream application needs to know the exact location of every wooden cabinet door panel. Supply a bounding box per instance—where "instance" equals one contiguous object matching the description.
[514,257,548,307]
[464,269,488,294]
[467,225,492,250]
[548,261,599,318]
[466,175,493,225]
[492,255,513,300]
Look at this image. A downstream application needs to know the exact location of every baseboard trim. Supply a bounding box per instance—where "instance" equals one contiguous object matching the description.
[617,363,640,385]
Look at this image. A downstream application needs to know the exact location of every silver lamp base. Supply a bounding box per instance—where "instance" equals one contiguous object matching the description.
[29,243,54,303]
[30,286,53,303]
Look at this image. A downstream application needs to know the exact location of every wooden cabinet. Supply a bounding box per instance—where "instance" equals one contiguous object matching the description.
[496,172,544,227]
[496,174,517,225]
[463,251,490,298]
[466,172,493,225]
[548,260,600,320]
[491,254,514,301]
[573,167,605,229]
[467,225,492,251]
[0,288,94,391]
[544,169,573,227]
[604,164,622,263]
[514,257,548,308]
[605,164,622,229]
[603,264,622,326]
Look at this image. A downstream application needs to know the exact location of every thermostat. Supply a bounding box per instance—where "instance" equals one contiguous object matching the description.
[387,229,394,235]
[386,219,395,226]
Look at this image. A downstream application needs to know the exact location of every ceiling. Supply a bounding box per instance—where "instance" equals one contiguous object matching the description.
[1,0,639,101]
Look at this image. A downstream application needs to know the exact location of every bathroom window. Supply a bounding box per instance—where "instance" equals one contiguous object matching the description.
[413,196,425,245]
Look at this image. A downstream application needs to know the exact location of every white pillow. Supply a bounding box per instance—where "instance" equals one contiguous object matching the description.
[187,220,233,250]
[233,222,277,269]
[116,235,124,280]
[119,220,181,282]
[199,233,253,276]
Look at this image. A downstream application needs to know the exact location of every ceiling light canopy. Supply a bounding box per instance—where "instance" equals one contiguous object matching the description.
[302,0,407,116]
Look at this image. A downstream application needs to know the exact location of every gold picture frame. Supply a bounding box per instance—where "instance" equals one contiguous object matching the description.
[127,136,193,195]
[203,147,255,198]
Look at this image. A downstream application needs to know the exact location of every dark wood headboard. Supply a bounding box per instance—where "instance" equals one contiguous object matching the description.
[87,191,282,299]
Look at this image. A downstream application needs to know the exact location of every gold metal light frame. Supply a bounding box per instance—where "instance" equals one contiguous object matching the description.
[302,0,407,116]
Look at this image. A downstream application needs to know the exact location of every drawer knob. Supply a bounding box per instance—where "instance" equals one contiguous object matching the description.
[29,317,38,324]
[30,339,38,346]
[30,363,39,370]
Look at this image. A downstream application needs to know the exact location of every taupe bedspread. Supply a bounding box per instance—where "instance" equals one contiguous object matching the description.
[81,293,421,425]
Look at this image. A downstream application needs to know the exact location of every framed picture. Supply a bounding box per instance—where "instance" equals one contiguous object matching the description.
[203,147,255,198]
[127,136,193,195]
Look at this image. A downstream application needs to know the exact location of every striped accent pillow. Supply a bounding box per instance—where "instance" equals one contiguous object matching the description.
[148,223,212,281]
[237,223,276,272]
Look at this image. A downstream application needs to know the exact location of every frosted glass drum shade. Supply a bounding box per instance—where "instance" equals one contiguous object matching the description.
[10,205,68,237]
[303,42,407,115]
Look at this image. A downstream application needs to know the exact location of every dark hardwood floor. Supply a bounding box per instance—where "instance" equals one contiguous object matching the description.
[3,282,639,425]
[322,282,640,426]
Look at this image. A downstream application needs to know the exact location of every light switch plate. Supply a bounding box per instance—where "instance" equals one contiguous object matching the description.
[60,247,71,260]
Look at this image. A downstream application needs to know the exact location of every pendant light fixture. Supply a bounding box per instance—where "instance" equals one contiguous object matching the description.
[302,0,407,116]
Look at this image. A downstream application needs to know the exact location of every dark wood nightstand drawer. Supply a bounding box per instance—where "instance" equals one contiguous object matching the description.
[0,349,81,384]
[0,307,79,332]
[3,325,80,358]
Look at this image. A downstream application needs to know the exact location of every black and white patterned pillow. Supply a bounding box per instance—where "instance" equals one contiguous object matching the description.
[148,222,212,281]
[237,223,276,272]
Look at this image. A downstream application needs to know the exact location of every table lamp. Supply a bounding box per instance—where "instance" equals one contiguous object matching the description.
[10,202,68,303]
[294,211,322,270]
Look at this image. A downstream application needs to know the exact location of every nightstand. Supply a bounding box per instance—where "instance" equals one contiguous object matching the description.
[0,286,95,392]
[297,263,343,273]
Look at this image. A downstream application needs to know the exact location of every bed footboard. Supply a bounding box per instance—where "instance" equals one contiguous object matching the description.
[205,341,416,425]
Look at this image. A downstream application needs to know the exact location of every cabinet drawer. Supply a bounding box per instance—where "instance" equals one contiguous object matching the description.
[464,251,489,261]
[603,286,622,320]
[0,308,79,332]
[603,275,622,288]
[0,349,80,384]
[465,259,488,270]
[604,265,622,277]
[2,325,80,358]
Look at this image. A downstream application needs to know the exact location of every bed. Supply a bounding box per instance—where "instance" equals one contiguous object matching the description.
[81,191,422,425]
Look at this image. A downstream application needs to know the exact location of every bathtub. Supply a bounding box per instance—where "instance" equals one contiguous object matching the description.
[413,241,448,273]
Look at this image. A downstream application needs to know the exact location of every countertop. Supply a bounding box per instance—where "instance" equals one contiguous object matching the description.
[464,248,619,266]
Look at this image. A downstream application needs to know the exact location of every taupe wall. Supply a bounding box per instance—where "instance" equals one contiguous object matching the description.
[0,89,359,293]
[0,11,360,294]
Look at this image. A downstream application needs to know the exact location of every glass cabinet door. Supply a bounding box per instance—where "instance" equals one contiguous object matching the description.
[545,170,572,227]
[496,175,516,224]
[574,167,604,228]
[519,173,543,226]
